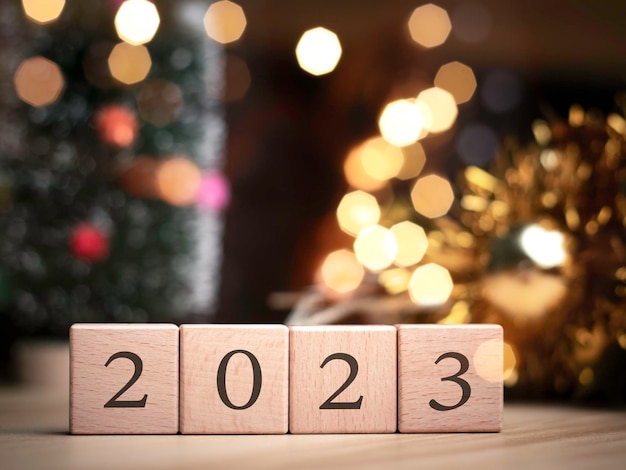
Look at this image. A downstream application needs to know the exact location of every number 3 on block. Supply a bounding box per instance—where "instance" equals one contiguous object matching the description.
[397,324,503,433]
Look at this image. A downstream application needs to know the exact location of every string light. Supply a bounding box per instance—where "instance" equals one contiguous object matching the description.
[434,62,477,104]
[416,87,458,133]
[156,157,202,206]
[359,137,404,182]
[114,0,160,46]
[343,143,387,191]
[320,250,365,294]
[203,1,247,44]
[397,142,426,180]
[378,99,424,147]
[22,0,65,24]
[408,4,451,48]
[108,43,151,85]
[519,224,566,268]
[390,221,428,267]
[408,263,453,305]
[353,225,398,272]
[13,57,65,107]
[411,174,454,218]
[295,27,342,76]
[378,268,411,294]
[336,191,381,236]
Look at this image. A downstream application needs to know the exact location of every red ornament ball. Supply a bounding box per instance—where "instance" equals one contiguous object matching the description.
[70,223,110,262]
[94,105,137,148]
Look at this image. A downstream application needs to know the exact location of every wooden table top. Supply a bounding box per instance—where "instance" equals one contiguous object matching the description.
[1,386,624,470]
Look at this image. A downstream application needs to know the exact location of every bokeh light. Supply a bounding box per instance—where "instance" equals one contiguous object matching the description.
[390,221,428,267]
[532,119,552,146]
[156,157,202,206]
[473,338,504,383]
[416,87,457,133]
[343,143,387,191]
[378,99,424,147]
[359,137,404,182]
[196,172,230,211]
[451,2,492,43]
[94,105,137,148]
[408,263,453,305]
[519,224,566,268]
[434,62,477,104]
[137,79,183,126]
[22,0,65,24]
[203,0,247,44]
[13,57,65,107]
[353,225,398,272]
[378,268,411,295]
[223,54,251,102]
[117,157,159,199]
[456,123,499,166]
[408,3,451,48]
[397,142,426,180]
[114,0,160,46]
[320,249,365,294]
[410,174,454,218]
[336,190,381,236]
[481,70,523,114]
[295,27,342,76]
[503,342,518,385]
[108,42,151,85]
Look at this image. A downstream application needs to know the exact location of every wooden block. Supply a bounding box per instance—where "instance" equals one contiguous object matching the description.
[180,325,289,434]
[70,323,179,434]
[397,324,503,432]
[289,326,397,434]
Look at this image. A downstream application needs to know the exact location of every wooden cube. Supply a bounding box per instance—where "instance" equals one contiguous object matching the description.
[289,326,397,434]
[70,324,179,434]
[397,324,503,432]
[180,325,289,434]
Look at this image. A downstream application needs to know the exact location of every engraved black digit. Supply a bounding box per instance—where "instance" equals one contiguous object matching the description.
[103,351,148,408]
[216,350,262,410]
[319,353,363,410]
[429,351,471,411]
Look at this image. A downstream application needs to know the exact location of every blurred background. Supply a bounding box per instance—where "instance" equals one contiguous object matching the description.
[0,0,625,405]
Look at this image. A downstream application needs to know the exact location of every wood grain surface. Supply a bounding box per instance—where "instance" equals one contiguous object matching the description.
[180,325,289,434]
[1,386,625,470]
[70,324,179,434]
[289,326,397,434]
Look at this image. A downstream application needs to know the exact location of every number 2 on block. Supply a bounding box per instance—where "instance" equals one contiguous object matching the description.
[319,353,363,410]
[103,351,148,408]
[429,351,471,411]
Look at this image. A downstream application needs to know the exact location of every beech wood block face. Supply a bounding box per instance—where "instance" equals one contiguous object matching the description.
[180,325,289,434]
[397,324,503,433]
[289,326,397,434]
[70,324,179,434]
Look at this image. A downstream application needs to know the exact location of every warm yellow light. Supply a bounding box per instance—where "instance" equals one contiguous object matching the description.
[416,87,457,133]
[108,43,151,85]
[473,338,503,383]
[519,224,566,268]
[13,57,65,107]
[397,142,426,180]
[343,144,387,191]
[115,0,160,45]
[295,27,342,76]
[156,157,202,206]
[320,249,365,294]
[336,191,381,236]
[360,137,404,181]
[569,105,584,127]
[410,174,454,218]
[408,263,453,305]
[354,225,398,272]
[22,0,65,24]
[532,119,552,146]
[438,300,470,324]
[434,62,476,104]
[390,221,428,267]
[379,268,411,294]
[408,4,451,48]
[137,79,184,126]
[502,342,517,383]
[378,99,424,147]
[204,0,247,44]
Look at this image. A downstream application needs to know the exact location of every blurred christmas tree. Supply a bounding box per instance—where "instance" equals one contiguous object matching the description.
[0,0,229,339]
